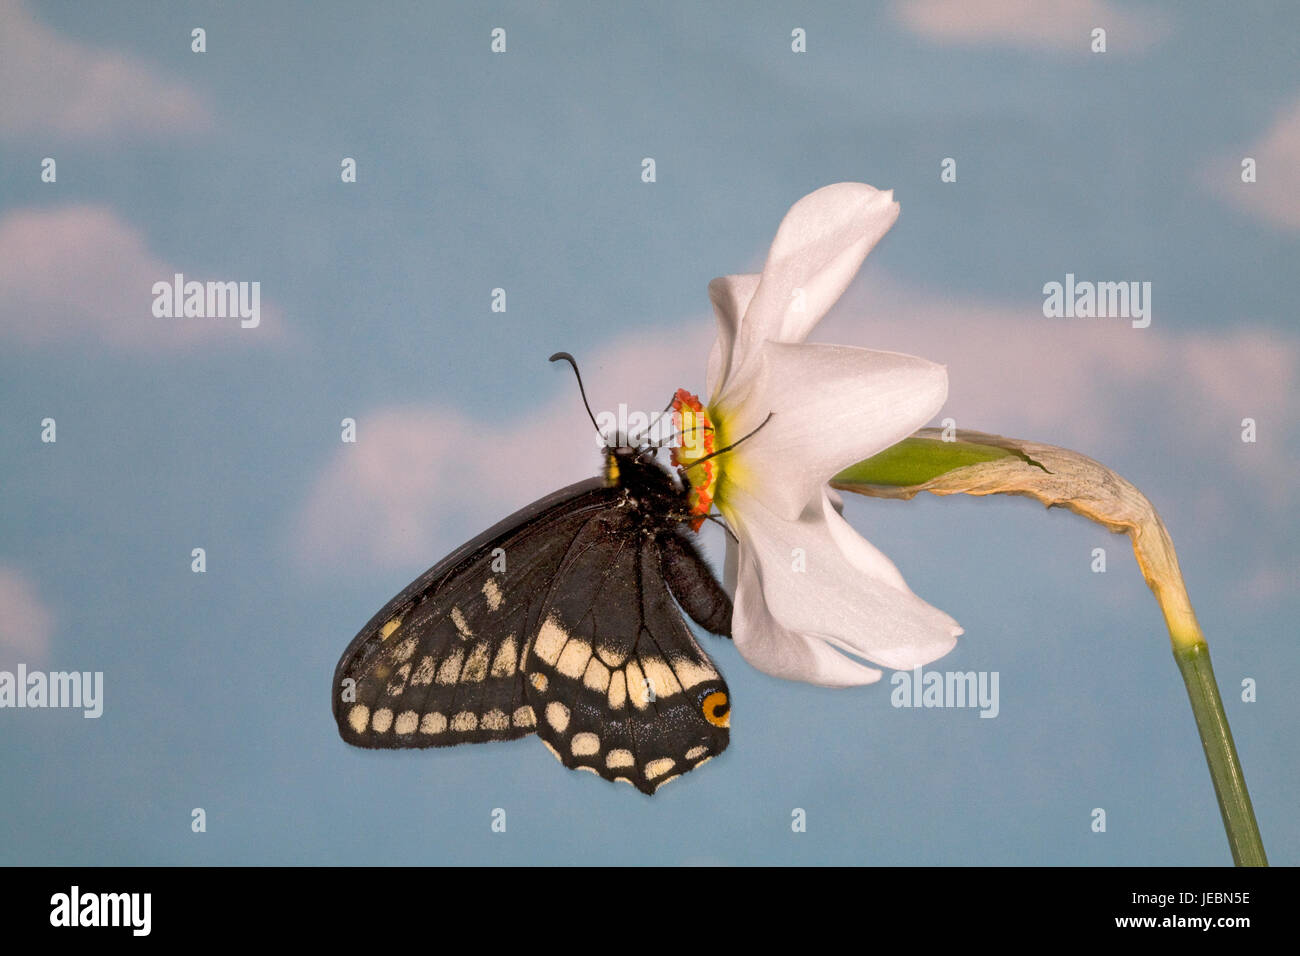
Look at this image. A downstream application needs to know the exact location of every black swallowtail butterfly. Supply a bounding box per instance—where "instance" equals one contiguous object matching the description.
[332,356,735,794]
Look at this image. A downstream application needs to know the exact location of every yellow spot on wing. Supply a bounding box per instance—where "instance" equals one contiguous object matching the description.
[583,657,611,693]
[545,701,570,732]
[490,636,518,678]
[556,639,592,679]
[607,671,627,710]
[481,578,504,611]
[606,748,634,769]
[451,606,473,640]
[380,617,403,640]
[641,656,683,697]
[436,648,464,685]
[532,615,567,665]
[670,656,719,689]
[462,642,490,682]
[644,757,675,780]
[347,705,369,734]
[626,660,650,709]
[420,712,447,734]
[386,662,411,696]
[411,656,435,686]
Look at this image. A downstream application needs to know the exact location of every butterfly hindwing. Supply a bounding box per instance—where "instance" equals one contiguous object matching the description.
[523,512,731,794]
[333,449,735,795]
[333,479,616,748]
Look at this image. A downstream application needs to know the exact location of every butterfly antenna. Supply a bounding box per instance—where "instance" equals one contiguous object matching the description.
[549,352,602,438]
[630,394,677,449]
[683,411,774,472]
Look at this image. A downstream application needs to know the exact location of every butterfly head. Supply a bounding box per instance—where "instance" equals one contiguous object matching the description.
[602,443,685,504]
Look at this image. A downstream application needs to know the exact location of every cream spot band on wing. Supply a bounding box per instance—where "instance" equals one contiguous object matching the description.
[626,660,650,709]
[451,711,478,732]
[481,709,509,731]
[570,732,600,756]
[490,636,518,678]
[594,640,627,668]
[556,639,592,679]
[371,708,393,733]
[462,641,490,682]
[640,656,682,697]
[394,710,418,734]
[532,615,567,665]
[392,636,417,663]
[513,705,535,728]
[347,704,369,733]
[644,757,675,780]
[669,655,719,689]
[451,606,473,639]
[607,670,627,709]
[420,712,447,734]
[436,648,464,685]
[545,701,570,733]
[385,662,411,696]
[410,655,435,686]
[582,657,611,692]
[685,745,709,761]
[481,578,504,611]
[605,748,634,769]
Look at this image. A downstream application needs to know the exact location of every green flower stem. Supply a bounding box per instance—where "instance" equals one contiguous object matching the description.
[833,428,1267,866]
[1175,640,1266,866]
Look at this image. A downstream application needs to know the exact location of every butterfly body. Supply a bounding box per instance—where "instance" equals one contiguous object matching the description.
[333,444,734,794]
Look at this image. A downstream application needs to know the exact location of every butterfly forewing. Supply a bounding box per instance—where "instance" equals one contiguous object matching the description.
[333,451,734,795]
[523,514,731,794]
[333,479,615,748]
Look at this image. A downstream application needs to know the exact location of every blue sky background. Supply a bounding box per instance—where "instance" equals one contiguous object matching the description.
[1,0,1296,865]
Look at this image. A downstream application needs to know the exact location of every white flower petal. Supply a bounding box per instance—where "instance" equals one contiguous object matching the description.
[723,533,739,595]
[724,487,961,676]
[706,274,760,398]
[819,493,909,592]
[732,545,884,687]
[721,342,948,522]
[727,183,900,387]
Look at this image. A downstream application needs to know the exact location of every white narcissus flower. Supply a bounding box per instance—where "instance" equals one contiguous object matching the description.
[671,182,962,687]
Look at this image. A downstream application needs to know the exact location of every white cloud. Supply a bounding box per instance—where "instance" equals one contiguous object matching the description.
[0,204,283,350]
[893,0,1169,52]
[1204,96,1300,231]
[0,0,210,140]
[291,331,713,571]
[292,274,1296,582]
[0,565,54,668]
[823,277,1297,501]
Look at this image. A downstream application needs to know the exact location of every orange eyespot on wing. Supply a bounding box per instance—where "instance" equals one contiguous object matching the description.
[702,690,730,728]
